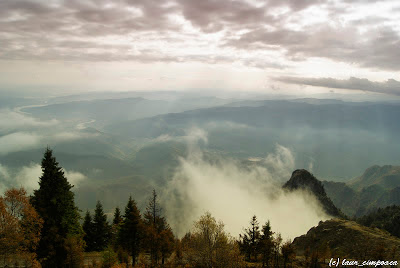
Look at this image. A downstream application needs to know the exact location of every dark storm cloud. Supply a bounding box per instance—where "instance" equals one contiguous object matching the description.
[0,0,399,71]
[277,76,400,96]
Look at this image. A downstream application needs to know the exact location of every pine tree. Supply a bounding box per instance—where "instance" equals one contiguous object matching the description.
[119,196,142,266]
[113,207,123,225]
[31,148,82,268]
[111,207,123,249]
[259,220,274,267]
[83,210,95,252]
[239,215,261,262]
[93,200,111,251]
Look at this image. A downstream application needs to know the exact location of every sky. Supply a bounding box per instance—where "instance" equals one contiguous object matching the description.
[1,0,400,97]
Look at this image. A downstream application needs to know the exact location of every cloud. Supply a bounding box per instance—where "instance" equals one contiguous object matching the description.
[0,109,101,156]
[0,163,87,194]
[162,130,328,239]
[0,0,399,72]
[64,170,87,187]
[14,163,42,192]
[0,109,58,134]
[277,76,400,96]
[0,132,41,155]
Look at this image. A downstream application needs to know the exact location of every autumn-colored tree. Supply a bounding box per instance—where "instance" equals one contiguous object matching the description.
[184,212,245,268]
[281,240,295,268]
[31,148,83,267]
[143,189,174,265]
[272,233,282,267]
[64,235,85,268]
[159,226,175,264]
[0,187,43,266]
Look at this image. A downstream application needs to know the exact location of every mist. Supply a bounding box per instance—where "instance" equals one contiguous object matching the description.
[0,163,87,195]
[162,129,329,240]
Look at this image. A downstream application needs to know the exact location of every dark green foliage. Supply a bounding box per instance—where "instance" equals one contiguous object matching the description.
[259,221,274,267]
[113,207,123,226]
[83,210,95,252]
[239,215,261,262]
[357,205,400,238]
[110,207,123,249]
[92,201,111,251]
[119,196,143,266]
[101,246,118,268]
[31,148,82,268]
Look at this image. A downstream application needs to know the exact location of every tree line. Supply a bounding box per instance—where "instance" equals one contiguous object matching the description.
[0,148,297,267]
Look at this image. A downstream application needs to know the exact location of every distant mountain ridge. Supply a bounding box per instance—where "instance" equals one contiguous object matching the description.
[349,165,400,190]
[323,165,400,217]
[283,169,343,218]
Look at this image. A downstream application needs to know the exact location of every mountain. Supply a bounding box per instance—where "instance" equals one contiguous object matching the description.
[23,96,234,129]
[349,165,400,191]
[323,165,400,217]
[292,219,400,260]
[283,169,343,218]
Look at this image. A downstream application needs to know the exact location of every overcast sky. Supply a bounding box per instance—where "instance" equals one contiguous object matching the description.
[1,0,399,97]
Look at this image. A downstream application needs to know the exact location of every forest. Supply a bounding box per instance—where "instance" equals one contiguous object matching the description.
[1,148,398,268]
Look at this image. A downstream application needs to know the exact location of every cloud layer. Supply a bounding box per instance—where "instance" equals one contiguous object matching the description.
[1,0,399,74]
[0,109,100,155]
[278,76,400,96]
[162,130,328,239]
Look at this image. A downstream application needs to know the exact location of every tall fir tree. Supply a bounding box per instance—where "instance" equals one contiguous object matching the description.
[92,200,111,251]
[259,220,274,267]
[83,210,95,252]
[31,148,82,268]
[113,207,123,225]
[111,207,123,248]
[119,196,142,266]
[239,215,261,262]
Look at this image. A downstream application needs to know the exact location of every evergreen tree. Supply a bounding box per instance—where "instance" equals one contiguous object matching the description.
[92,200,111,251]
[239,215,261,262]
[113,207,123,225]
[83,210,95,252]
[259,220,274,267]
[31,148,82,268]
[111,207,123,249]
[119,196,142,266]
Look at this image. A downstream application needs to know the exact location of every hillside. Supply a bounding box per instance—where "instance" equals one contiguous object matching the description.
[283,169,343,218]
[292,219,400,259]
[321,181,358,217]
[358,205,400,238]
